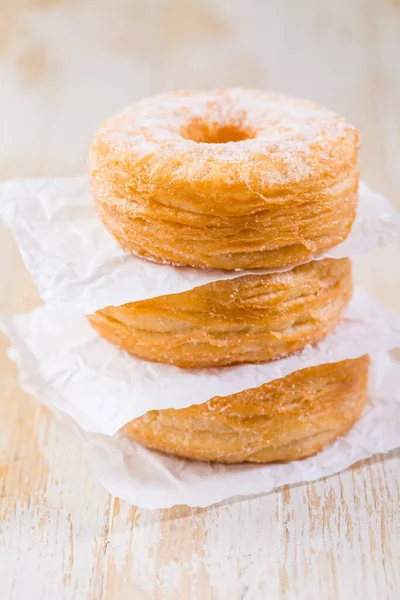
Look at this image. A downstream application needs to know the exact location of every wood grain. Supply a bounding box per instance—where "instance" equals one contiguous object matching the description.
[0,0,399,598]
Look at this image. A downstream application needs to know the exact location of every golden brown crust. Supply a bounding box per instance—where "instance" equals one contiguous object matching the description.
[88,89,359,270]
[87,258,353,368]
[123,356,370,463]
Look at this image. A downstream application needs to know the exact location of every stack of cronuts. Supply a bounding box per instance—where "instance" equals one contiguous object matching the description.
[87,89,369,464]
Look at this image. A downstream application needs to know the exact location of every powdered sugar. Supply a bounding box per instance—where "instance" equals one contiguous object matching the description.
[96,89,355,166]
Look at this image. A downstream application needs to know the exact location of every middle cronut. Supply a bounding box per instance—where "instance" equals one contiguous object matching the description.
[87,258,352,369]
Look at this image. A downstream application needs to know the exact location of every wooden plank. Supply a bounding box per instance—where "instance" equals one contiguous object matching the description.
[0,0,399,598]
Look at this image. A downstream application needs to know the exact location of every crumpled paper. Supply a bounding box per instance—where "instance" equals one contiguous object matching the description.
[2,176,400,509]
[1,177,400,313]
[1,289,400,437]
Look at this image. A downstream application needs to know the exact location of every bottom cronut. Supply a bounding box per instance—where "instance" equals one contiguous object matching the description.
[123,356,369,464]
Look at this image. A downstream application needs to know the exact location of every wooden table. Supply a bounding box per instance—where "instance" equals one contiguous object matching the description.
[1,1,399,597]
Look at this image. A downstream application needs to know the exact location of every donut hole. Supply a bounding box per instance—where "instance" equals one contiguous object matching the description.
[181,117,255,144]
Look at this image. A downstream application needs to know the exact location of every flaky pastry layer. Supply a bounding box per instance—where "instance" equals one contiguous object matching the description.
[123,356,369,463]
[87,258,352,368]
[89,89,359,270]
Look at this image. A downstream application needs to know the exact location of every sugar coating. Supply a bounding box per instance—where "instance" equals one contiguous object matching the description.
[97,89,354,172]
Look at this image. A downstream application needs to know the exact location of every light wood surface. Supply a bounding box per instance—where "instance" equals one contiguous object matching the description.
[1,1,400,598]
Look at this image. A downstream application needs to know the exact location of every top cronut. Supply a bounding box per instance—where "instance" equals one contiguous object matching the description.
[89,89,359,270]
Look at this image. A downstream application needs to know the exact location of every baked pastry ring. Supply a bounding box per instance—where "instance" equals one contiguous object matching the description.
[123,356,369,463]
[88,89,359,270]
[87,258,352,368]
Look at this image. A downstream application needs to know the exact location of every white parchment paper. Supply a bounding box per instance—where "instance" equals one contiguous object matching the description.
[4,342,400,508]
[1,177,399,313]
[1,289,400,437]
